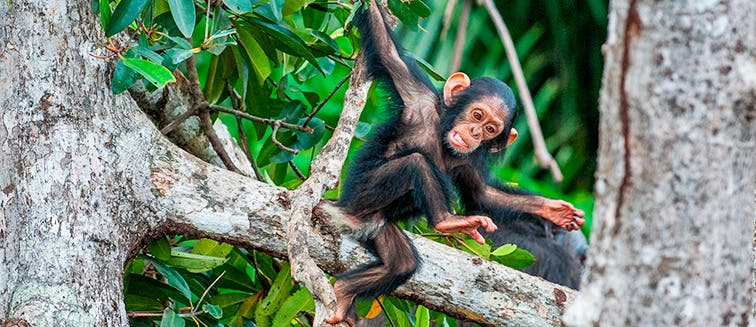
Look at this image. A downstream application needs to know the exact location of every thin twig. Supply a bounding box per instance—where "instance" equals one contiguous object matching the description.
[272,121,299,154]
[440,0,459,38]
[193,271,227,313]
[204,0,211,42]
[200,107,243,174]
[126,310,208,319]
[479,0,563,183]
[209,104,312,133]
[160,107,198,134]
[289,161,306,180]
[377,298,395,327]
[226,82,265,181]
[450,0,471,73]
[185,55,242,173]
[303,72,352,128]
[236,115,265,180]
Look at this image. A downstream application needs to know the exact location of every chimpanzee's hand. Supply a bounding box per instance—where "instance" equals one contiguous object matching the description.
[537,199,585,231]
[434,215,497,244]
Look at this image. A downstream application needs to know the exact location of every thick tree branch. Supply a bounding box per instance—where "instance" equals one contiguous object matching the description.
[285,58,370,326]
[128,73,255,177]
[148,140,576,326]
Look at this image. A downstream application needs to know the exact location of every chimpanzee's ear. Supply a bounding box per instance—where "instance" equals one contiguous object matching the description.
[506,128,518,146]
[443,72,471,107]
[490,128,518,153]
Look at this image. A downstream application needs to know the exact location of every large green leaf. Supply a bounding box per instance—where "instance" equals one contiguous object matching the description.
[235,21,272,83]
[242,16,322,72]
[111,59,140,94]
[271,288,314,326]
[192,238,234,258]
[147,258,193,301]
[125,273,186,304]
[121,58,177,88]
[294,117,325,150]
[415,305,430,327]
[256,262,293,322]
[105,0,150,36]
[160,308,186,327]
[148,237,172,261]
[461,238,491,258]
[161,48,194,71]
[492,247,536,269]
[167,0,195,37]
[387,0,418,31]
[491,243,517,257]
[203,303,223,319]
[210,292,256,308]
[166,250,228,273]
[99,0,112,31]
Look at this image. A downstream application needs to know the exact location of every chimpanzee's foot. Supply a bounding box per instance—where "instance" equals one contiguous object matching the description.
[325,281,356,326]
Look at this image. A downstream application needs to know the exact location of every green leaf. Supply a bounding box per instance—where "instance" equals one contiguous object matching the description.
[105,0,150,36]
[223,0,252,13]
[491,243,517,257]
[282,0,313,16]
[166,250,228,273]
[493,247,536,269]
[168,0,196,37]
[165,35,193,49]
[147,258,193,301]
[271,288,314,326]
[125,273,187,304]
[256,262,293,316]
[414,56,445,81]
[192,238,234,258]
[131,45,164,63]
[148,237,172,261]
[111,59,140,94]
[355,122,372,138]
[210,292,256,308]
[407,0,431,18]
[294,117,325,150]
[461,238,491,258]
[160,308,186,327]
[161,48,194,70]
[99,0,112,31]
[269,0,283,21]
[387,0,418,30]
[243,17,322,72]
[235,21,272,83]
[414,305,430,327]
[121,58,177,88]
[203,303,223,319]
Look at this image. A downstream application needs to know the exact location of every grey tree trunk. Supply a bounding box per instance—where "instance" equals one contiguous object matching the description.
[0,1,574,326]
[564,1,755,326]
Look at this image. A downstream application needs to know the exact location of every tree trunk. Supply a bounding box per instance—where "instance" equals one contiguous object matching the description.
[564,1,755,326]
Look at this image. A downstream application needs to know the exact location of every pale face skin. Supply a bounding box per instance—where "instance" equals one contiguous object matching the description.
[446,98,509,154]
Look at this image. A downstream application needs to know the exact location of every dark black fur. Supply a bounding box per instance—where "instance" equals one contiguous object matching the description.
[334,2,583,322]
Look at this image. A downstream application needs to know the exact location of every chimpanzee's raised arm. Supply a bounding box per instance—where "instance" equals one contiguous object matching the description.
[354,1,439,119]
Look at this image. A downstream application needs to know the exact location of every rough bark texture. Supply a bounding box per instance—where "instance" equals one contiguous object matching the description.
[0,1,573,326]
[564,1,755,326]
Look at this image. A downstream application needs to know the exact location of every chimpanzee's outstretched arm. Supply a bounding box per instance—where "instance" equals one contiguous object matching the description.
[454,166,585,231]
[355,1,439,120]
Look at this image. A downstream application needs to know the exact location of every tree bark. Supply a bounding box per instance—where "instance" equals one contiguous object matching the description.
[0,1,572,326]
[564,1,755,326]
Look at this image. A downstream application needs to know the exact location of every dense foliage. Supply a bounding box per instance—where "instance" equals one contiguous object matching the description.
[94,0,606,325]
